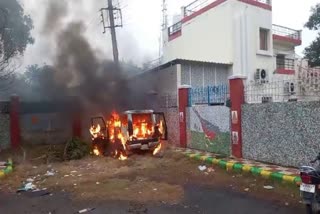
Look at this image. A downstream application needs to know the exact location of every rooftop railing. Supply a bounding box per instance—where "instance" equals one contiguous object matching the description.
[272,24,301,41]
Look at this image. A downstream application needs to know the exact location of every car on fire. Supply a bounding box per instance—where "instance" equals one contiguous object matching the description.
[90,110,167,158]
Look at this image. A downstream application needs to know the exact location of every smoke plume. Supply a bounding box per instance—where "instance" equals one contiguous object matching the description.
[38,1,150,115]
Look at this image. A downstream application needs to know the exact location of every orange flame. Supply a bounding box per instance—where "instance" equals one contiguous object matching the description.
[132,120,153,140]
[119,152,128,161]
[90,124,101,139]
[93,146,100,156]
[153,143,162,156]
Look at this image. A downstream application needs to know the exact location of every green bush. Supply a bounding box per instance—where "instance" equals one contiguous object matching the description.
[64,138,90,160]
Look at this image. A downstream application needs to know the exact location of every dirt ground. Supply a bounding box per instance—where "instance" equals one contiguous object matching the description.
[0,144,302,209]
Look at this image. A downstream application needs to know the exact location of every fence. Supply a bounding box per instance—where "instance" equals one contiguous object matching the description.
[189,85,229,106]
[245,79,320,104]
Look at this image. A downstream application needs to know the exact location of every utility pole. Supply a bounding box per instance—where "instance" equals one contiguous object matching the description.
[100,0,122,65]
[162,0,168,31]
[159,0,168,62]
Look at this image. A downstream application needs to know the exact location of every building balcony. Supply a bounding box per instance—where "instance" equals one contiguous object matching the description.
[272,24,302,46]
[275,57,295,75]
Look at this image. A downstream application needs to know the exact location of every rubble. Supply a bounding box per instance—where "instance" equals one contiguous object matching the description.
[198,165,207,171]
[77,208,96,213]
[45,170,55,176]
[263,185,274,190]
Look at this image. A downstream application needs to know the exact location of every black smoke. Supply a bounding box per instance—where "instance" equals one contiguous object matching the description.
[46,0,159,116]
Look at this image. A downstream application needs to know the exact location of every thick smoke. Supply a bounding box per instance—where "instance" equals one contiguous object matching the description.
[39,1,150,115]
[42,0,69,35]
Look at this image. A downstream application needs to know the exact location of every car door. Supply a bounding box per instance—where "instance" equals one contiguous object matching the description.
[153,112,168,140]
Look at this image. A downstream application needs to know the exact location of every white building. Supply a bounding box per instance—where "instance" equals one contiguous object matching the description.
[162,0,302,86]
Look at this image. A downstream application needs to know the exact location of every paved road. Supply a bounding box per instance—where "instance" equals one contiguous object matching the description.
[0,184,304,214]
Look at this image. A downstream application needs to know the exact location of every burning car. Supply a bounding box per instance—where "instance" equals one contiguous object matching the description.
[90,110,167,159]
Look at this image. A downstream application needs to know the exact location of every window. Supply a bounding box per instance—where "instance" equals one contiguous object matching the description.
[276,55,295,70]
[259,28,269,51]
[276,54,285,69]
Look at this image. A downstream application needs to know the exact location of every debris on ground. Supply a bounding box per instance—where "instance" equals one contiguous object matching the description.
[198,165,207,171]
[17,182,36,192]
[0,161,8,169]
[263,185,274,190]
[77,208,96,213]
[244,188,250,192]
[207,167,215,173]
[26,178,34,183]
[45,170,55,176]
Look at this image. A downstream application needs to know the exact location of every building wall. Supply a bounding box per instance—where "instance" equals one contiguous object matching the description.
[186,105,230,156]
[242,101,320,167]
[0,114,10,150]
[163,1,233,65]
[20,113,71,145]
[162,107,180,146]
[231,0,273,79]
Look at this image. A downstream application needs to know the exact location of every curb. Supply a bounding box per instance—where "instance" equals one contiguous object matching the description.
[179,150,301,186]
[0,159,13,179]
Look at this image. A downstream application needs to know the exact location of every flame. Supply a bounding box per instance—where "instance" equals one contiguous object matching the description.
[132,120,153,140]
[93,146,100,156]
[118,133,127,151]
[119,152,128,161]
[114,120,121,127]
[153,143,162,156]
[159,120,164,135]
[90,124,101,139]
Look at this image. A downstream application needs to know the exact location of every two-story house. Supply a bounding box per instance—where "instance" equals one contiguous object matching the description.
[132,0,303,105]
[163,0,301,83]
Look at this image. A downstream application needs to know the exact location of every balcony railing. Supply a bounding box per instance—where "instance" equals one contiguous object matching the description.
[168,21,182,36]
[276,58,295,70]
[272,24,301,41]
[183,0,272,17]
[183,0,212,17]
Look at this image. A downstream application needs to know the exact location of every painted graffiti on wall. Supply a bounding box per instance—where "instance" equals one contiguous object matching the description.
[187,105,230,156]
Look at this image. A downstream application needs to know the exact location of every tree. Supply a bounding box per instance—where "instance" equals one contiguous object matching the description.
[0,0,34,89]
[304,3,320,67]
[21,64,63,100]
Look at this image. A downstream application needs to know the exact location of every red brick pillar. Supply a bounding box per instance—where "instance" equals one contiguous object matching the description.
[229,76,246,158]
[10,95,20,149]
[72,113,82,138]
[179,85,191,148]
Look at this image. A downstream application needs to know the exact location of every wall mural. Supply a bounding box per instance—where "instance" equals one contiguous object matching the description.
[187,106,230,156]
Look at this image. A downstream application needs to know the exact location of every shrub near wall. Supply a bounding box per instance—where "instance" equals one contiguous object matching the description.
[242,101,320,167]
[187,106,231,156]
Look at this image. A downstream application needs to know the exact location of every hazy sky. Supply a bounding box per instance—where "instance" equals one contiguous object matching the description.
[21,0,319,68]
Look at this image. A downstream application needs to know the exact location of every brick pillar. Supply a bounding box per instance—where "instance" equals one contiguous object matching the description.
[229,76,246,158]
[72,113,82,138]
[179,85,191,148]
[10,95,20,149]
